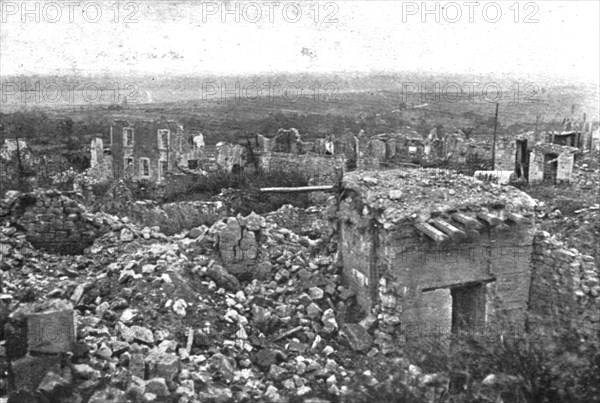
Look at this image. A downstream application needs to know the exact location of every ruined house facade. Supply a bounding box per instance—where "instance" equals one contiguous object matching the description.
[106,120,204,182]
[98,120,211,181]
[250,129,347,185]
[336,169,537,341]
[494,132,579,184]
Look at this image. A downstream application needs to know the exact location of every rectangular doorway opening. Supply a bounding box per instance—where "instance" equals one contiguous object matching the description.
[451,282,486,336]
[543,153,558,183]
[515,140,529,180]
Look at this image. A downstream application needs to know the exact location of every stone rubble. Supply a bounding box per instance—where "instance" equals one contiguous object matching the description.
[3,185,593,402]
[0,197,445,403]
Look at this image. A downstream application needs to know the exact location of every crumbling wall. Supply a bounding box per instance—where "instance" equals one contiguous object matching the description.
[335,172,536,344]
[258,152,345,185]
[216,143,245,172]
[356,132,493,171]
[205,212,268,278]
[0,190,111,254]
[495,138,517,171]
[338,194,374,310]
[375,215,534,342]
[273,128,304,154]
[124,200,229,235]
[529,232,600,335]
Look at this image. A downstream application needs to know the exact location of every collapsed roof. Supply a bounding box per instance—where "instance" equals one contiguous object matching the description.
[341,168,537,228]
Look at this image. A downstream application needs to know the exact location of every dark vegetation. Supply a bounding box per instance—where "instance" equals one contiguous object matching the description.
[167,168,315,216]
[355,315,600,403]
[92,168,314,217]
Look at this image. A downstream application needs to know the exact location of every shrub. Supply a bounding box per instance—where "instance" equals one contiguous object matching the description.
[403,315,600,403]
[160,168,312,215]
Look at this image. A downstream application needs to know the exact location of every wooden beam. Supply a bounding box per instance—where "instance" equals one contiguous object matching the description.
[429,218,467,241]
[273,325,303,341]
[476,212,504,227]
[506,212,531,225]
[260,185,335,193]
[451,213,484,230]
[414,223,450,243]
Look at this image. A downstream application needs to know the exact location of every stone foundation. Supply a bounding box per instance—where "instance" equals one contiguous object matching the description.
[0,190,111,254]
[257,152,345,185]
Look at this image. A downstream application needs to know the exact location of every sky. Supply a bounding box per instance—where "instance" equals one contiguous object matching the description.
[1,0,599,82]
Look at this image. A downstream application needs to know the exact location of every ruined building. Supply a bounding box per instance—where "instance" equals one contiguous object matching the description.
[528,143,578,184]
[91,120,205,182]
[356,130,492,172]
[109,120,186,182]
[335,169,537,341]
[249,129,347,185]
[495,133,579,184]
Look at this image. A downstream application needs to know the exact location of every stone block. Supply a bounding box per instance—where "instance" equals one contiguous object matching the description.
[28,310,75,354]
[10,300,75,355]
[340,323,373,352]
[10,354,61,391]
[145,351,181,381]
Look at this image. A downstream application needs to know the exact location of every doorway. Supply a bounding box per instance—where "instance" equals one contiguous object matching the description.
[451,283,486,337]
[515,140,529,180]
[543,153,559,183]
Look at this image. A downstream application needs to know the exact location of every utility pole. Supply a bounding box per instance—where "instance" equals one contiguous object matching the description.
[491,103,499,170]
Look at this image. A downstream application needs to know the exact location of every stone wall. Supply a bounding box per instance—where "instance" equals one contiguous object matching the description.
[529,232,600,334]
[375,217,534,342]
[216,143,245,172]
[335,182,537,344]
[124,199,229,235]
[205,212,268,278]
[0,190,111,254]
[356,132,493,172]
[258,152,345,185]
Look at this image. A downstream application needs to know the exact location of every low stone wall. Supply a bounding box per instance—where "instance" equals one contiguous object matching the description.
[529,232,600,334]
[124,200,229,235]
[0,189,112,254]
[204,212,268,278]
[258,152,345,185]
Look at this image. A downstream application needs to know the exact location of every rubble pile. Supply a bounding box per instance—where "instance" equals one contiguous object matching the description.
[0,189,112,255]
[264,205,331,240]
[530,160,600,263]
[123,200,229,236]
[0,201,446,403]
[342,168,537,228]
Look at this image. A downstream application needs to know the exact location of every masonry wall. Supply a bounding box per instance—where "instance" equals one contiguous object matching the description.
[529,232,600,335]
[0,190,110,254]
[495,139,517,171]
[258,152,345,185]
[111,121,189,182]
[375,218,534,341]
[338,195,374,310]
[528,150,545,182]
[356,134,493,172]
[216,143,245,172]
[337,193,536,342]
